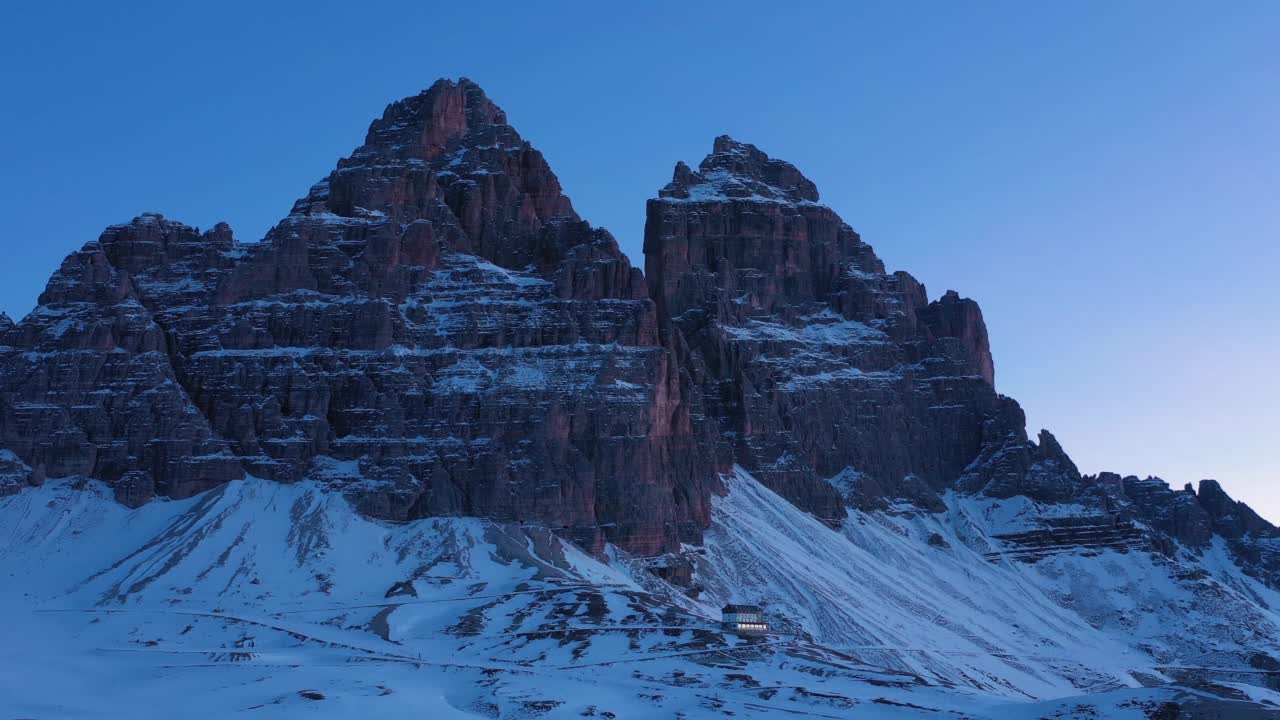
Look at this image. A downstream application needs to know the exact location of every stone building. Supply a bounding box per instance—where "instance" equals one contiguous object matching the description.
[721,604,768,635]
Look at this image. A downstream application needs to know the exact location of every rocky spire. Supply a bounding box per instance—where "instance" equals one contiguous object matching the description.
[357,78,511,162]
[0,78,703,556]
[659,135,820,203]
[916,289,996,385]
[645,135,1010,519]
[1196,479,1276,539]
[283,78,580,272]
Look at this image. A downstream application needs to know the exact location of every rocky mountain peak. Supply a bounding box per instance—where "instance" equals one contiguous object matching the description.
[356,78,509,163]
[646,135,1011,521]
[658,135,820,203]
[1196,478,1276,539]
[0,78,699,555]
[97,213,237,260]
[282,78,581,273]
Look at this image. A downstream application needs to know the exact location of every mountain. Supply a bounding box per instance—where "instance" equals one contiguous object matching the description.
[1,79,1278,718]
[0,79,713,556]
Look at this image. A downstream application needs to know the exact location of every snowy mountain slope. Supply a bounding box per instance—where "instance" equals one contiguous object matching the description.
[3,475,1277,718]
[693,470,1141,698]
[689,470,1280,706]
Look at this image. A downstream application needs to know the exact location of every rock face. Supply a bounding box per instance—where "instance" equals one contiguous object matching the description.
[0,79,713,555]
[645,137,1023,517]
[1094,473,1280,585]
[0,218,244,507]
[0,79,1273,574]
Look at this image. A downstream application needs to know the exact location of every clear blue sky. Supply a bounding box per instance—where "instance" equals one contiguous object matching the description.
[2,2,1276,517]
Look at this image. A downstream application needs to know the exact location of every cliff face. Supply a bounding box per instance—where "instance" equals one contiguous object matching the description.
[645,137,1026,518]
[0,79,714,555]
[0,79,1273,572]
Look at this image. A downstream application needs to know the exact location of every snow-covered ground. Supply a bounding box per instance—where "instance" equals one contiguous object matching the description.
[1,473,1277,718]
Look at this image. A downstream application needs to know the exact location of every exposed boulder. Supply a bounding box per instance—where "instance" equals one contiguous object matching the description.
[0,449,33,496]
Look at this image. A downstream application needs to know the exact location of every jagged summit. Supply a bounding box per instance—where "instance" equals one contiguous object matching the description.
[1197,478,1276,537]
[0,78,694,555]
[659,135,821,204]
[280,77,585,272]
[646,134,1012,523]
[358,78,510,161]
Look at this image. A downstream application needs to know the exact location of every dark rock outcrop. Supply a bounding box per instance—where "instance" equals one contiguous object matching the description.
[958,420,1084,505]
[989,515,1147,562]
[1197,479,1275,540]
[1089,473,1280,584]
[1117,474,1216,548]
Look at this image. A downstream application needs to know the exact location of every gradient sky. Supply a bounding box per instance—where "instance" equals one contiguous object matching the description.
[2,2,1276,518]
